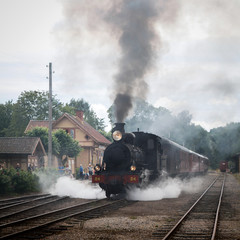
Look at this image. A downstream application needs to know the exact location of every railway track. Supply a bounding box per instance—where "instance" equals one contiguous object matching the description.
[0,193,50,208]
[152,173,226,240]
[0,194,70,223]
[0,196,134,239]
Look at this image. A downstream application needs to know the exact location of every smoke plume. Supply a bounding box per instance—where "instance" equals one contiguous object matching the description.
[56,0,179,122]
[108,0,179,122]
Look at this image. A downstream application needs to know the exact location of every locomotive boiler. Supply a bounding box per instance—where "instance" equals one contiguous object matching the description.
[92,123,208,198]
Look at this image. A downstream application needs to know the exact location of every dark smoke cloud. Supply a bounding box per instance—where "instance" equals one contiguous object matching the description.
[106,0,179,122]
[55,0,179,122]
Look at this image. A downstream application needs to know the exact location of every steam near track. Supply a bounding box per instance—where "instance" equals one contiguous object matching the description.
[126,176,204,201]
[37,172,203,201]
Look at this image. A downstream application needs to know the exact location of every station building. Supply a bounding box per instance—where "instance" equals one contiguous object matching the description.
[25,111,111,173]
[0,137,46,171]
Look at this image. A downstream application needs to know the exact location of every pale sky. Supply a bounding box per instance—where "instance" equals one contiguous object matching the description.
[0,0,240,131]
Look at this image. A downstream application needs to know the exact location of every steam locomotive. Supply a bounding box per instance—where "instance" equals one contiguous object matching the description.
[92,123,209,198]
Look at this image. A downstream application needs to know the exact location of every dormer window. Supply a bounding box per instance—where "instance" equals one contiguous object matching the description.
[85,135,90,140]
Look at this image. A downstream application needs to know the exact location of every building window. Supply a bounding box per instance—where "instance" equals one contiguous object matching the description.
[65,129,75,138]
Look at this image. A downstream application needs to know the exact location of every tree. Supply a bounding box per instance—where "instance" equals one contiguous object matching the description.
[210,123,240,166]
[0,101,14,136]
[25,127,60,156]
[5,90,62,137]
[53,129,82,166]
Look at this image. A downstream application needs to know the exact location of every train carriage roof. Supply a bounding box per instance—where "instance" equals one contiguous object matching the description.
[132,130,208,160]
[160,136,208,160]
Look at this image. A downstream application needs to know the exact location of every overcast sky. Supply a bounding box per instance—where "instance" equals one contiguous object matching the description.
[0,0,240,131]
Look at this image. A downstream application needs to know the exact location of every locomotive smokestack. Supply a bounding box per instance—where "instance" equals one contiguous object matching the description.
[112,122,125,133]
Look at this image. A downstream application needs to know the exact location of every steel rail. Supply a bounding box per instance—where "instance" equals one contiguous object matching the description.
[161,175,221,240]
[0,198,126,240]
[0,199,99,230]
[211,173,226,240]
[0,193,50,205]
[0,196,68,220]
[0,194,54,210]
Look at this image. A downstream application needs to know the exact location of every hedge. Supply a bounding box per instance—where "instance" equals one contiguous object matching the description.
[0,168,40,194]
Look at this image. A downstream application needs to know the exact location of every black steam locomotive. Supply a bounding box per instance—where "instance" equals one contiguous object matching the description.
[92,123,208,198]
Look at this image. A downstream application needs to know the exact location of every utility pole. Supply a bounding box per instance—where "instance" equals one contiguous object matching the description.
[48,63,53,167]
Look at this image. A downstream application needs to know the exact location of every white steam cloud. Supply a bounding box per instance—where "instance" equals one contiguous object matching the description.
[50,176,105,199]
[37,172,105,199]
[36,172,203,201]
[126,176,204,201]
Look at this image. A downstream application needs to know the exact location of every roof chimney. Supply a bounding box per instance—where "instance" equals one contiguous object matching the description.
[76,110,84,121]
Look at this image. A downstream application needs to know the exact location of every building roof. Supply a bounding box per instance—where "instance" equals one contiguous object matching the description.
[0,137,46,155]
[25,120,54,132]
[53,113,111,145]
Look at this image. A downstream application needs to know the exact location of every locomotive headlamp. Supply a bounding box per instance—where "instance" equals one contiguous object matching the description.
[130,165,136,171]
[112,130,122,141]
[94,165,101,172]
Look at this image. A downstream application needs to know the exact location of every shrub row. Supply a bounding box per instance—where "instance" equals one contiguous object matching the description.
[0,168,40,194]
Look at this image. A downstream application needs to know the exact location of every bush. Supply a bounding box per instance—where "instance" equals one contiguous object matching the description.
[0,173,12,194]
[12,171,40,193]
[0,168,40,194]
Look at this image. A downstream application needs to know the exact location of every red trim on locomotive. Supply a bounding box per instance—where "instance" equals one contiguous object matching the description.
[92,174,139,184]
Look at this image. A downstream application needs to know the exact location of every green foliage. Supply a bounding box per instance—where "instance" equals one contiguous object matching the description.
[5,90,63,137]
[0,173,12,193]
[210,123,240,165]
[12,171,40,193]
[0,91,106,138]
[0,168,40,194]
[25,127,82,165]
[25,127,60,155]
[53,129,82,164]
[0,101,14,137]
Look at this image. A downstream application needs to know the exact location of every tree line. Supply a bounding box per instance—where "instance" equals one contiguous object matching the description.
[0,90,107,137]
[1,91,239,169]
[108,98,240,169]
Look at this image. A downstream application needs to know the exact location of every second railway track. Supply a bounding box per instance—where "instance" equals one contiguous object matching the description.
[152,173,226,240]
